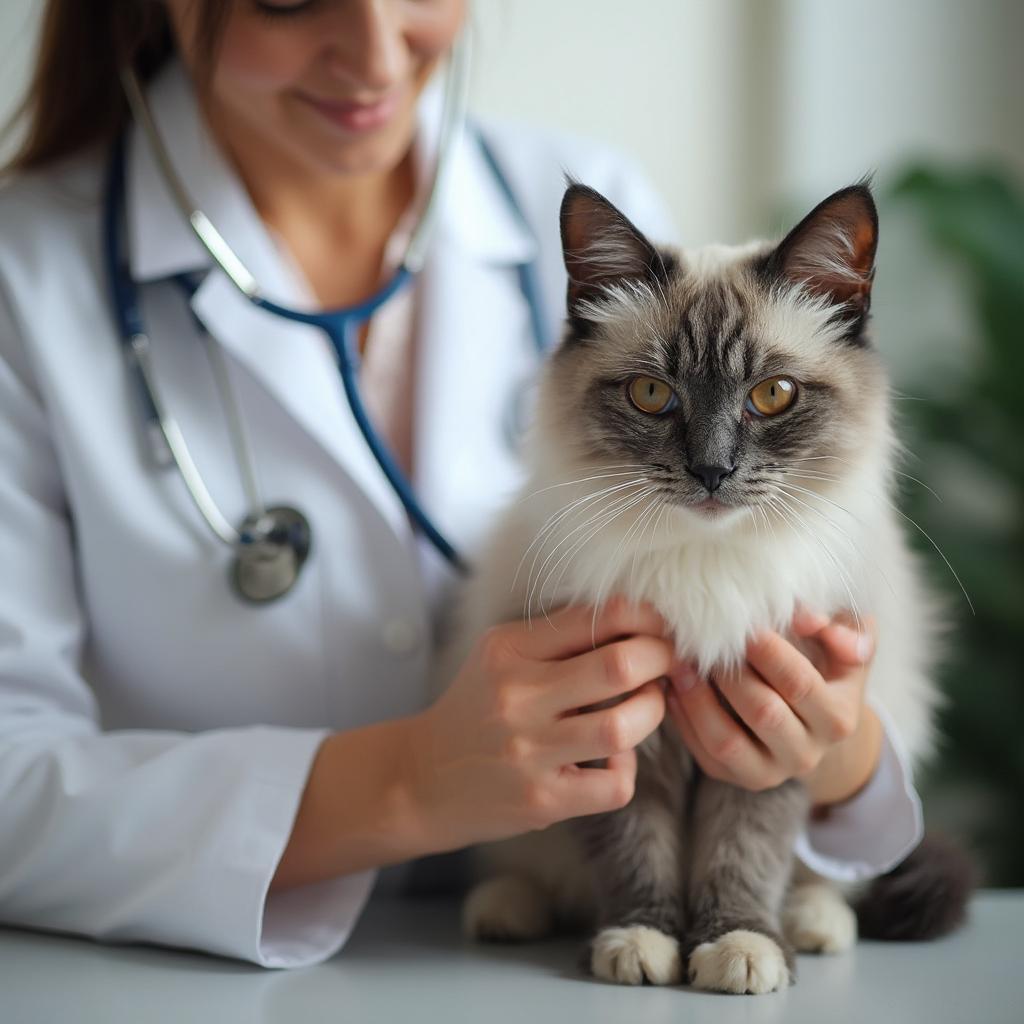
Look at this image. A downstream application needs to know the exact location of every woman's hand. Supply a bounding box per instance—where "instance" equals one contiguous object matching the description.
[665,608,881,805]
[403,598,673,851]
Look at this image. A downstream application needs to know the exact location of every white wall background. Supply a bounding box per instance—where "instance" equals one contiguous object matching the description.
[3,1,1022,237]
[1,0,1021,377]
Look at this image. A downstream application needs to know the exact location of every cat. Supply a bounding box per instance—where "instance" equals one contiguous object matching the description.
[440,179,970,994]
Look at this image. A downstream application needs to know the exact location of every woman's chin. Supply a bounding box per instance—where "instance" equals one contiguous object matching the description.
[288,104,418,178]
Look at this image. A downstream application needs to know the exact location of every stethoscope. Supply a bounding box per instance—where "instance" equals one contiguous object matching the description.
[103,39,550,604]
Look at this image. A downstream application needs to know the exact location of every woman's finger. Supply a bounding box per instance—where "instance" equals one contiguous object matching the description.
[714,664,815,775]
[671,673,773,784]
[790,604,831,636]
[508,597,668,662]
[561,748,638,816]
[665,691,720,778]
[551,680,665,764]
[790,606,876,668]
[818,614,877,668]
[746,630,861,744]
[745,630,827,716]
[544,634,674,714]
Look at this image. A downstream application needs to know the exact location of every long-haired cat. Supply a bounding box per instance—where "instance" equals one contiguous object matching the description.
[443,180,971,993]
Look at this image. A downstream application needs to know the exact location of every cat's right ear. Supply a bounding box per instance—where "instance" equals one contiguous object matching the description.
[763,182,878,334]
[560,181,667,323]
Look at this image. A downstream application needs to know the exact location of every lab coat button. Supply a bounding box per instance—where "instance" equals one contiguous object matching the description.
[381,617,421,656]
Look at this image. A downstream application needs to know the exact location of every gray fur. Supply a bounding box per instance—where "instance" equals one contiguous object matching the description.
[453,181,946,990]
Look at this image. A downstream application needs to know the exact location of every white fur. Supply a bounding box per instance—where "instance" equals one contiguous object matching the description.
[783,882,858,954]
[590,925,682,986]
[574,280,661,333]
[688,929,790,994]
[786,218,867,289]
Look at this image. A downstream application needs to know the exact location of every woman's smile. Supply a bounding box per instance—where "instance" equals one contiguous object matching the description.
[295,87,405,134]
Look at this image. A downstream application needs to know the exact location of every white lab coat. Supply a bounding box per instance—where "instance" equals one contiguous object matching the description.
[0,61,922,968]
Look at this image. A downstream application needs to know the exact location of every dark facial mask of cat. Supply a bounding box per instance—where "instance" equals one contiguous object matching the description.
[535,180,891,538]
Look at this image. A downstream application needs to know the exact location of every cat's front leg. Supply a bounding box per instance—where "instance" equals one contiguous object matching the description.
[684,776,808,995]
[574,733,689,987]
[782,862,857,954]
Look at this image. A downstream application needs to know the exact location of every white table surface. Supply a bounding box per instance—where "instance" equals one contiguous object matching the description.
[1,891,1019,1023]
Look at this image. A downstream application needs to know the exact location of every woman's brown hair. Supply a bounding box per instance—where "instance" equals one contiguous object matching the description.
[4,0,230,174]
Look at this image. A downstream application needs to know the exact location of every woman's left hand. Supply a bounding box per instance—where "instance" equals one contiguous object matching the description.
[665,608,881,804]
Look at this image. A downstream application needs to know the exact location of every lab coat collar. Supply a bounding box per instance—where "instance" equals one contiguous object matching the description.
[123,57,538,574]
[126,58,537,284]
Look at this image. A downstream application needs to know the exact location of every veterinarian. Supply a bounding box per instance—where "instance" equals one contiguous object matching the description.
[0,0,921,967]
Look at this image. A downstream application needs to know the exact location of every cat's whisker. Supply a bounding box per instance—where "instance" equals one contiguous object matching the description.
[768,480,873,617]
[766,492,864,634]
[522,484,643,622]
[517,478,645,573]
[767,478,861,527]
[628,495,664,597]
[517,482,642,610]
[514,477,648,598]
[545,487,660,614]
[525,485,649,625]
[786,454,943,503]
[650,497,670,553]
[772,483,859,548]
[526,485,653,625]
[762,465,846,487]
[773,482,898,602]
[775,475,965,610]
[536,490,655,626]
[887,501,975,615]
[774,467,844,482]
[749,501,762,543]
[537,487,657,624]
[520,467,649,502]
[756,505,777,549]
[764,491,861,632]
[777,472,845,487]
[589,491,663,647]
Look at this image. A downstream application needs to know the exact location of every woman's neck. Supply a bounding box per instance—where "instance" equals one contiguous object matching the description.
[206,105,416,307]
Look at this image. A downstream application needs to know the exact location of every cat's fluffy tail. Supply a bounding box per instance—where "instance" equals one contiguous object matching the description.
[855,833,976,941]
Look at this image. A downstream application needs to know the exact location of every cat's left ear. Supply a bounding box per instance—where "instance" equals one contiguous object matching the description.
[765,182,878,331]
[560,181,668,322]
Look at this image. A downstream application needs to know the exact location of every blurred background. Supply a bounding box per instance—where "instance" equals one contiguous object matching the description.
[2,1,1021,885]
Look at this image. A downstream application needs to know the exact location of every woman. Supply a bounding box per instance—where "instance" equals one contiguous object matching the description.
[0,0,920,968]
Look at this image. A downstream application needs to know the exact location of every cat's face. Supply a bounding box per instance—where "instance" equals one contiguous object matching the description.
[534,182,892,538]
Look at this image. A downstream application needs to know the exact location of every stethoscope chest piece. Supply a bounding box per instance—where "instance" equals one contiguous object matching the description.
[231,505,312,603]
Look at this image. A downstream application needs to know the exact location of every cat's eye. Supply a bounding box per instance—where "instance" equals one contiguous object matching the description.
[747,377,797,416]
[628,376,678,415]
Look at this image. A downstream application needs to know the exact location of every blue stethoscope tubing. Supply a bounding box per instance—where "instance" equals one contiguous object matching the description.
[103,124,550,579]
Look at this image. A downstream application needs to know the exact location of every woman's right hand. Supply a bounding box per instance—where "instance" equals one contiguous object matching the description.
[402,598,673,850]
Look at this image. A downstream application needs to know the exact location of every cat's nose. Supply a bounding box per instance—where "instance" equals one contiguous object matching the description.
[686,463,736,492]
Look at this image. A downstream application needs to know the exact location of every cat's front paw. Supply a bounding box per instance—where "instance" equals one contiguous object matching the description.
[687,929,790,994]
[783,883,857,954]
[590,925,682,986]
[462,875,554,942]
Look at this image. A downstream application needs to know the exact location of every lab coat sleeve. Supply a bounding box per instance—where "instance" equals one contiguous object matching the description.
[793,700,924,882]
[0,291,375,967]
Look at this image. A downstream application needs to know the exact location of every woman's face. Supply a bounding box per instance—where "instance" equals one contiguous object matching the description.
[167,0,466,178]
